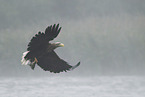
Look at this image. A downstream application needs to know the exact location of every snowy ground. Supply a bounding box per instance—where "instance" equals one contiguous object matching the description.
[0,76,145,97]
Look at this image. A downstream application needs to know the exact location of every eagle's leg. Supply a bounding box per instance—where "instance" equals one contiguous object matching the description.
[30,57,38,70]
[34,57,38,63]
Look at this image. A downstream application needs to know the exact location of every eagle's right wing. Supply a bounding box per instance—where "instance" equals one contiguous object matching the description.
[37,51,80,73]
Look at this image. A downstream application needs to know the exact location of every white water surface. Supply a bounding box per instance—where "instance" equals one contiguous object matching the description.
[0,76,145,97]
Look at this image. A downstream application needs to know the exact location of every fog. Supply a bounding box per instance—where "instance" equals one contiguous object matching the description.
[0,0,145,77]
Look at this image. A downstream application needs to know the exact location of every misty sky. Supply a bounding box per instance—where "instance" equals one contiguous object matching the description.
[0,0,145,77]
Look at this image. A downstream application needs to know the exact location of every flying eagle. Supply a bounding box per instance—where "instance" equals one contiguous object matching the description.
[21,24,80,73]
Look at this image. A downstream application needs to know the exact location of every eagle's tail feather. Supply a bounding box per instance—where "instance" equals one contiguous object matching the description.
[21,51,29,65]
[21,51,35,70]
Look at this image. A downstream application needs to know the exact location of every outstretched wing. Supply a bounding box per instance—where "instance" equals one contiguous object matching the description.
[36,51,80,73]
[27,24,61,51]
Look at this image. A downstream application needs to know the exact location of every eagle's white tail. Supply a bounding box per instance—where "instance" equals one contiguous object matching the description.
[21,51,36,70]
[21,51,30,65]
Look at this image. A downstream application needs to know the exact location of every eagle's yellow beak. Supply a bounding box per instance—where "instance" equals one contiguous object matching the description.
[59,43,64,47]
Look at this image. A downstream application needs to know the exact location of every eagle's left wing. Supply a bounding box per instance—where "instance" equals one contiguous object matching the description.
[27,24,61,51]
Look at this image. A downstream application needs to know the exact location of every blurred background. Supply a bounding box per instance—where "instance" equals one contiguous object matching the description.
[0,0,145,77]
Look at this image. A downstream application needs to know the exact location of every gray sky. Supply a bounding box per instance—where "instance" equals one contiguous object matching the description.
[0,0,145,77]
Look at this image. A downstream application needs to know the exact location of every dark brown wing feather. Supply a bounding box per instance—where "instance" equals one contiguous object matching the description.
[37,51,73,73]
[27,24,61,51]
